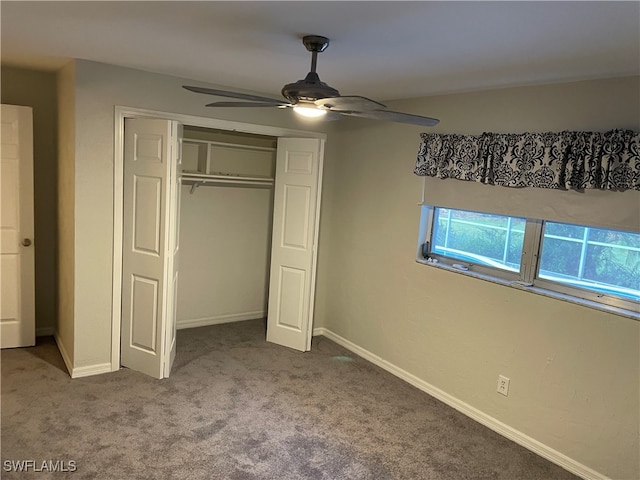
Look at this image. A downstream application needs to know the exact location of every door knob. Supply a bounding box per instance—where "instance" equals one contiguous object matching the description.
[21,238,32,247]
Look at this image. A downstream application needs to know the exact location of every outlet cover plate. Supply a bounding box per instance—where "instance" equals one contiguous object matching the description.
[497,375,510,396]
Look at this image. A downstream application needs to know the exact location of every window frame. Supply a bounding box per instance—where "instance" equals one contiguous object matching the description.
[417,205,640,319]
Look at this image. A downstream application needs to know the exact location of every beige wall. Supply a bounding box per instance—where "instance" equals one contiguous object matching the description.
[1,66,58,334]
[314,76,640,479]
[177,185,273,326]
[56,61,76,363]
[70,60,330,368]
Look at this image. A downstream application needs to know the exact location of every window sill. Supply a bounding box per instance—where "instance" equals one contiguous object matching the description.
[415,258,640,322]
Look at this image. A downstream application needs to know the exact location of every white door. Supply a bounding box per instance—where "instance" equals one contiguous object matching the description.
[267,138,323,351]
[121,118,180,379]
[1,104,35,349]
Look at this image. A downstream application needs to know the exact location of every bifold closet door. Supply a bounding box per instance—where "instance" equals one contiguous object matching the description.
[267,137,323,352]
[121,118,181,379]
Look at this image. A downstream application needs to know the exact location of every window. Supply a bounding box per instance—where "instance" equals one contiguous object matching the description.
[418,206,640,315]
[537,222,640,302]
[432,208,525,273]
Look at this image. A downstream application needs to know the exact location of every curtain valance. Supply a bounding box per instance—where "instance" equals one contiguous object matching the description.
[414,129,640,191]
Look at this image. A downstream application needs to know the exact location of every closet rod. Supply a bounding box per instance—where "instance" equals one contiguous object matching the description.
[182,173,274,192]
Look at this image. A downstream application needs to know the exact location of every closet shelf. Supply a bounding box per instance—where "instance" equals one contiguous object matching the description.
[184,138,276,153]
[181,172,274,191]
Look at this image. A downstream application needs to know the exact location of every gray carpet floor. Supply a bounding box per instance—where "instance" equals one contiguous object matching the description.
[1,319,578,480]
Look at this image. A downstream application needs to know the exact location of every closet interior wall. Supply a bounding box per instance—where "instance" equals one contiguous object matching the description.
[176,126,277,330]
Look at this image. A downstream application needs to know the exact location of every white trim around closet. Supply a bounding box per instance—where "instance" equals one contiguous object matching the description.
[112,106,327,372]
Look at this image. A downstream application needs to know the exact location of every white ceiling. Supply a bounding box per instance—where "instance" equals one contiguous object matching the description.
[1,1,638,102]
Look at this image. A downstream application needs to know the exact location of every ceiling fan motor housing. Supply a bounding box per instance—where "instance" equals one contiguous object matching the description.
[282,72,340,103]
[282,35,339,104]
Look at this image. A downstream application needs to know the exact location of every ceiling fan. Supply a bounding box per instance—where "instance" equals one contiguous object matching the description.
[183,35,439,127]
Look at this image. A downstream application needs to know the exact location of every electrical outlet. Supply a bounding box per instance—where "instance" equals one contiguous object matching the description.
[497,375,510,396]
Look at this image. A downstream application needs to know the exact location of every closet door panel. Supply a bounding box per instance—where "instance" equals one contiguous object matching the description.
[122,118,179,379]
[132,175,162,255]
[275,266,305,330]
[129,275,159,353]
[282,184,311,250]
[267,138,323,352]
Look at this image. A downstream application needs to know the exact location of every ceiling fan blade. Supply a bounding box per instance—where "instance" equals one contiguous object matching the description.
[337,109,440,127]
[321,111,343,122]
[183,85,287,105]
[206,101,293,108]
[315,95,386,111]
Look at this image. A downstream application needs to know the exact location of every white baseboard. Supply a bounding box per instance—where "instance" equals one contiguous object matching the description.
[36,326,55,337]
[312,327,606,480]
[177,311,265,330]
[53,332,73,377]
[70,363,113,379]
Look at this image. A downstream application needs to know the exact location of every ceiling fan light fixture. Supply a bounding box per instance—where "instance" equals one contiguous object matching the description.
[293,103,327,118]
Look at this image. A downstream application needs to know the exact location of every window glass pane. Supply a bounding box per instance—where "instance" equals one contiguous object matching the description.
[538,237,582,277]
[431,208,525,271]
[543,222,586,240]
[539,222,640,301]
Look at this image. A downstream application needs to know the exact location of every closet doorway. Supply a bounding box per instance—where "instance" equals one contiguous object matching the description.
[178,126,277,336]
[113,107,326,379]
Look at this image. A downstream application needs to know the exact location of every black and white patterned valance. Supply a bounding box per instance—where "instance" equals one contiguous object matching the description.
[414,129,640,191]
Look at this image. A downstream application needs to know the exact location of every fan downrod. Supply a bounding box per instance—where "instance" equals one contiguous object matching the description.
[302,35,329,53]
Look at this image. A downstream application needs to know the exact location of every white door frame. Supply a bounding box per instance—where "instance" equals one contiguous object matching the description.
[112,106,326,372]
